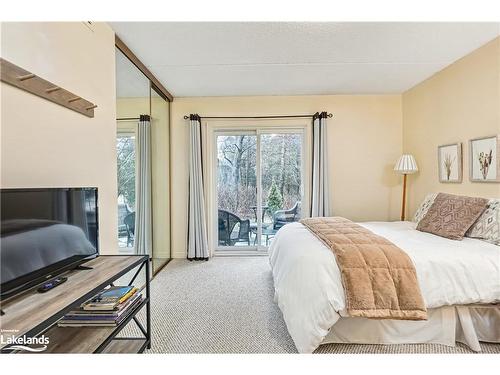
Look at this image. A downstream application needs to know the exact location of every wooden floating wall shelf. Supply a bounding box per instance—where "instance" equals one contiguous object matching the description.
[0,58,97,118]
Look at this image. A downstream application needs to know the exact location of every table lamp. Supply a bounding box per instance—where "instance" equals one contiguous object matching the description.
[394,154,418,221]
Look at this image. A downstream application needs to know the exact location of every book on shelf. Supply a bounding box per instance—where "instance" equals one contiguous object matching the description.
[81,286,138,311]
[65,293,142,317]
[57,286,143,327]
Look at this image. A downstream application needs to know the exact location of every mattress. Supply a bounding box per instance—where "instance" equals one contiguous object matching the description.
[268,221,500,353]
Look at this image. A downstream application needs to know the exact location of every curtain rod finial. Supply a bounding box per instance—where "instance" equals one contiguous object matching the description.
[327,113,333,118]
[183,115,189,120]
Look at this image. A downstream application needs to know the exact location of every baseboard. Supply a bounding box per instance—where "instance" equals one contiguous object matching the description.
[172,251,187,259]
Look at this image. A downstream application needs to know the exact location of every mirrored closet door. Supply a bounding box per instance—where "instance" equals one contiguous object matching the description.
[115,43,172,274]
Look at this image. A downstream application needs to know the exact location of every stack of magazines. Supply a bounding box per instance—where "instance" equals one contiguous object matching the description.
[58,286,142,327]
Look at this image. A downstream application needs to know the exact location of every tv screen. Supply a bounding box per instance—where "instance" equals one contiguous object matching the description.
[0,187,98,298]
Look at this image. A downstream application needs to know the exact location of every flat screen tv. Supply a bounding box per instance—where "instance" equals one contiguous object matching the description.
[0,187,99,299]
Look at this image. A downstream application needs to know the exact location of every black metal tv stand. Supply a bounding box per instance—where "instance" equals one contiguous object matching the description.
[0,255,151,354]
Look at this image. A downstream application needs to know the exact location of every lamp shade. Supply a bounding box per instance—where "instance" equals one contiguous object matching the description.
[394,154,418,174]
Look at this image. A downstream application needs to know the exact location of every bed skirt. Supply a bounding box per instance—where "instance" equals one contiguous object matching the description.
[321,305,499,352]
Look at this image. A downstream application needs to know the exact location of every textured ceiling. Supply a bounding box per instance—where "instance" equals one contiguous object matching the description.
[112,22,500,97]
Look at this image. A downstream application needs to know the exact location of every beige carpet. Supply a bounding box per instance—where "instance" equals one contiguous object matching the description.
[123,257,500,354]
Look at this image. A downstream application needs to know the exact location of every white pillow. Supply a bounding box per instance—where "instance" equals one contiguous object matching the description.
[466,198,500,245]
[413,193,438,224]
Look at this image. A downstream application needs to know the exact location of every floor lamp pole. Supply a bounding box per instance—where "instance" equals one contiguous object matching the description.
[401,173,407,221]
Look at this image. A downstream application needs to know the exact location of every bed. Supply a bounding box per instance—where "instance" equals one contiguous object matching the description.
[268,220,500,353]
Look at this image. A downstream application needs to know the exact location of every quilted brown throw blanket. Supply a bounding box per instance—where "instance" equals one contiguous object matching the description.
[300,217,427,320]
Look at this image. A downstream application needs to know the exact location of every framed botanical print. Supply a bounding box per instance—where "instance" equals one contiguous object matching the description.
[438,143,462,183]
[469,135,500,182]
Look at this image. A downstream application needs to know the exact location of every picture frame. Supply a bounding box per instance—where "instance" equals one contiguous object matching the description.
[469,135,500,183]
[438,143,462,183]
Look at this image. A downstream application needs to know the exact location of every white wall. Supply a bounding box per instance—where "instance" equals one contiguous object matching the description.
[0,22,118,254]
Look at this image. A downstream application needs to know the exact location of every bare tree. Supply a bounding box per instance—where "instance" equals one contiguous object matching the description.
[217,134,301,222]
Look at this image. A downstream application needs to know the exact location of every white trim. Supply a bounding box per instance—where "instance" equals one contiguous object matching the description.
[117,120,137,134]
[117,131,136,137]
[256,130,263,250]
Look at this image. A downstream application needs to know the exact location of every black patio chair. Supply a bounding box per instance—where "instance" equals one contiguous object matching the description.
[118,203,131,237]
[273,201,301,230]
[218,209,251,246]
[124,212,135,247]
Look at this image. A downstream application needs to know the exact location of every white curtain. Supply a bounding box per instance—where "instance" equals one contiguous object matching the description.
[311,111,330,217]
[135,115,152,256]
[188,114,209,260]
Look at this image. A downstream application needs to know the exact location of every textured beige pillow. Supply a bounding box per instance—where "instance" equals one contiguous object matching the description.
[416,193,489,240]
[466,199,500,245]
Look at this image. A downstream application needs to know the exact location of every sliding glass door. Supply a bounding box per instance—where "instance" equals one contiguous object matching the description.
[260,133,303,246]
[215,129,304,253]
[216,133,257,250]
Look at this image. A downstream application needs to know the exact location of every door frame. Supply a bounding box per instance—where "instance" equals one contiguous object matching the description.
[203,119,311,257]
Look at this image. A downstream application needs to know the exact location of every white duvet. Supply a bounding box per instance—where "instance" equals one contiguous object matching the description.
[268,221,500,353]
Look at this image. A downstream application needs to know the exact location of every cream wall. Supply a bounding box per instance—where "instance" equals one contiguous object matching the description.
[116,97,149,120]
[171,95,402,258]
[402,37,500,216]
[0,22,118,254]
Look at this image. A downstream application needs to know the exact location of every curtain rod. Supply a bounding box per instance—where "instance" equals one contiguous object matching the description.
[116,115,152,121]
[182,113,333,120]
[117,117,140,121]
